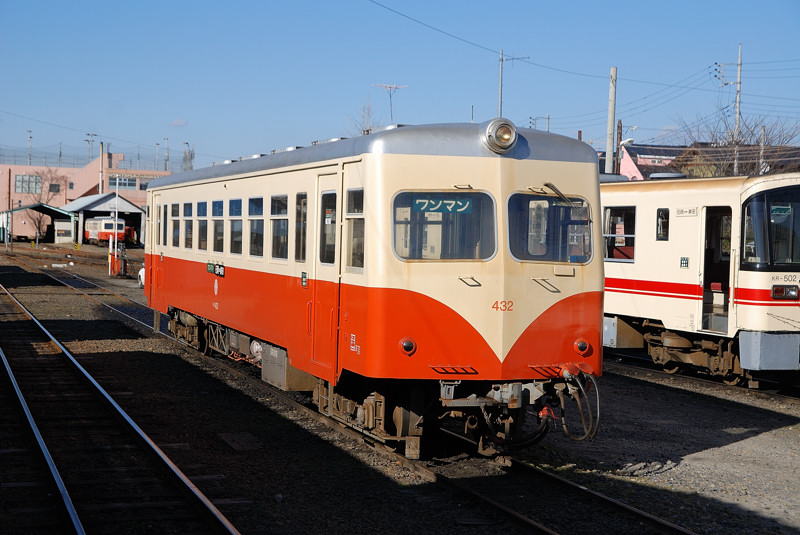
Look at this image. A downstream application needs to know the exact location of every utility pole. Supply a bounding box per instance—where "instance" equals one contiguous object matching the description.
[27,130,32,165]
[734,43,742,174]
[183,142,194,171]
[99,141,104,194]
[85,133,96,161]
[604,67,618,174]
[498,49,529,117]
[615,120,623,174]
[374,84,407,124]
[7,168,11,250]
[498,49,503,117]
[164,137,169,171]
[530,115,550,131]
[714,43,743,174]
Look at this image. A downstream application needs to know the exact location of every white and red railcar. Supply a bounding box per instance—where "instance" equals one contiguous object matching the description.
[84,217,132,245]
[601,173,800,386]
[144,120,603,456]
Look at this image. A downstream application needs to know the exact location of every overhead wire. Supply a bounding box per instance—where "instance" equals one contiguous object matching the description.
[369,1,799,149]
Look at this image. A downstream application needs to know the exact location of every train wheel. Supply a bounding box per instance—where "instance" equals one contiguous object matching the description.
[722,373,745,386]
[662,361,681,374]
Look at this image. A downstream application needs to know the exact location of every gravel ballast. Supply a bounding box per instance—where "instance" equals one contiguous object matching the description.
[3,246,800,534]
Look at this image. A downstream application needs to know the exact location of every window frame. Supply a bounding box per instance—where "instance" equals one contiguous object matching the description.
[656,208,669,241]
[248,197,264,258]
[319,191,337,265]
[295,193,308,263]
[345,188,365,270]
[271,194,289,260]
[171,203,180,247]
[507,192,592,264]
[603,206,636,263]
[391,190,497,262]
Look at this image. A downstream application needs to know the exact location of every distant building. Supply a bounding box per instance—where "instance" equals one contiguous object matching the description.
[601,142,800,181]
[1,151,169,242]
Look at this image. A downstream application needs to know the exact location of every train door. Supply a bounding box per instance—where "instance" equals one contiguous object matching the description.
[701,206,732,332]
[147,194,165,311]
[311,172,342,378]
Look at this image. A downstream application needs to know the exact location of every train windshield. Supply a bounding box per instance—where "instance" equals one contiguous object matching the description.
[742,186,800,271]
[508,193,591,263]
[393,192,496,260]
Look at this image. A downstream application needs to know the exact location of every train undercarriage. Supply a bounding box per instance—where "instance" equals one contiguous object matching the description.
[616,317,755,387]
[166,307,600,458]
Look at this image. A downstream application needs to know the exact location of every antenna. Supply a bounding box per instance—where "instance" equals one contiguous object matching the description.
[374,83,407,124]
[498,49,529,117]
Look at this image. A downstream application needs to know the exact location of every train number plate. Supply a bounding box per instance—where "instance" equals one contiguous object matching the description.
[207,263,225,277]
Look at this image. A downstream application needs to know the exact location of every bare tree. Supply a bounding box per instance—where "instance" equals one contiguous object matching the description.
[22,168,69,238]
[676,114,800,177]
[349,97,382,137]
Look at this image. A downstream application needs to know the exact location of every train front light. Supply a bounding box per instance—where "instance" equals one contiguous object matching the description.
[771,284,799,300]
[482,118,517,154]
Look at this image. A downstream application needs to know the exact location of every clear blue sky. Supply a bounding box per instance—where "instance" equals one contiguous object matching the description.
[2,0,799,169]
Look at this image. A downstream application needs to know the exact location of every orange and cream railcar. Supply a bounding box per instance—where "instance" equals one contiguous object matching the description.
[145,120,603,457]
[84,217,132,245]
[601,172,800,386]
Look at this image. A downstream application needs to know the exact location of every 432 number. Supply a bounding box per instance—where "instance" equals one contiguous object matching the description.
[492,300,514,312]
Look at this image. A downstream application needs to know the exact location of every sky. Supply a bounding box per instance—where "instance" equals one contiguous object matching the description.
[2,0,799,170]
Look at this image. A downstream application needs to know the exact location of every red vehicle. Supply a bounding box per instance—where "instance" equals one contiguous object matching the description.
[84,217,133,245]
[144,120,603,457]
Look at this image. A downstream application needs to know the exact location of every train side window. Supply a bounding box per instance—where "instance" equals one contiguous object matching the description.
[319,192,337,264]
[161,205,168,246]
[656,208,669,241]
[271,195,289,260]
[295,193,307,262]
[212,200,224,253]
[156,204,162,246]
[603,206,635,262]
[230,199,243,255]
[183,202,193,249]
[346,189,364,269]
[197,202,208,251]
[171,203,180,247]
[249,197,264,257]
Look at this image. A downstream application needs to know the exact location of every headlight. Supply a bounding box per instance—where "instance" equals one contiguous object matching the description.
[482,118,517,154]
[771,284,799,300]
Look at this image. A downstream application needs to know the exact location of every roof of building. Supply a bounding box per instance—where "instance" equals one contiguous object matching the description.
[0,202,75,220]
[625,144,688,160]
[61,193,144,214]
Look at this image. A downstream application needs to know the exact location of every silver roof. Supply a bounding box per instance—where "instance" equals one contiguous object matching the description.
[148,121,597,190]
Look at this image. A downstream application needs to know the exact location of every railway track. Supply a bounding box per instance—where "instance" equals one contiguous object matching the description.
[0,283,239,534]
[415,430,696,535]
[0,249,765,534]
[605,347,800,401]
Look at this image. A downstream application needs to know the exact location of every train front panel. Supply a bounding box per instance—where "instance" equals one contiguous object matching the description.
[337,151,603,383]
[736,174,800,371]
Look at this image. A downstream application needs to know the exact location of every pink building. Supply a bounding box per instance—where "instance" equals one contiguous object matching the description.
[1,151,169,242]
[618,144,687,180]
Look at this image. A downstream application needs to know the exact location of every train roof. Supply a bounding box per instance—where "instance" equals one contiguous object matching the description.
[600,172,800,195]
[148,121,598,190]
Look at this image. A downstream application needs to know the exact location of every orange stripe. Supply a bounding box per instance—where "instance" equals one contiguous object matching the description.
[149,255,603,383]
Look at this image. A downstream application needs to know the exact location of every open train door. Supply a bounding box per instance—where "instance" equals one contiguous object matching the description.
[700,206,732,333]
[310,172,342,381]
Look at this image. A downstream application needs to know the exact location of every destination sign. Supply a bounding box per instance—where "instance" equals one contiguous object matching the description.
[412,197,472,214]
